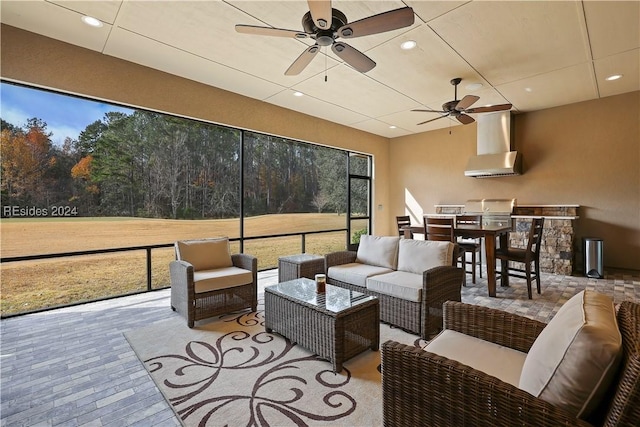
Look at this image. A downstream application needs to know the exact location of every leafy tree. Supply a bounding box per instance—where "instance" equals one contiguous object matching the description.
[70,154,99,212]
[150,115,189,218]
[90,111,146,215]
[76,120,106,156]
[71,155,93,181]
[311,191,330,213]
[0,118,18,133]
[0,118,53,206]
[315,149,348,214]
[45,144,76,206]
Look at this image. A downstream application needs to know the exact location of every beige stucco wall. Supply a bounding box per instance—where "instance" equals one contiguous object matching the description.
[0,24,391,235]
[389,91,640,270]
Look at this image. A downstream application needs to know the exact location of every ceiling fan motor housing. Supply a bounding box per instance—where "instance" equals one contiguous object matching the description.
[302,9,348,45]
[443,100,459,112]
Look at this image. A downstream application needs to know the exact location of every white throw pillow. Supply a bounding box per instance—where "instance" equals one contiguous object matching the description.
[518,290,622,419]
[176,237,233,271]
[355,235,400,270]
[396,239,454,274]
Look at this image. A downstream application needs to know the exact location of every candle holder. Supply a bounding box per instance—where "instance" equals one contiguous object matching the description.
[315,273,326,294]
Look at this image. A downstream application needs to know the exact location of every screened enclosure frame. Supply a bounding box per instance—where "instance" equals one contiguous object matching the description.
[1,80,374,252]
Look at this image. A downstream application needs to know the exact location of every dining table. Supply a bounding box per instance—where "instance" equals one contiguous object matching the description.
[403,223,512,297]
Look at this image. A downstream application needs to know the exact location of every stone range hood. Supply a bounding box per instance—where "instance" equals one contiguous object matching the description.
[465,111,522,178]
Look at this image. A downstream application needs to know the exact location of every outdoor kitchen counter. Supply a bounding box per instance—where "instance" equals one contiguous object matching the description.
[428,213,580,220]
[434,204,580,219]
[511,215,580,220]
[433,204,580,275]
[512,204,580,220]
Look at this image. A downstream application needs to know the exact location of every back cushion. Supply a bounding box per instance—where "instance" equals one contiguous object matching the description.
[519,290,622,419]
[397,239,454,274]
[176,238,233,271]
[356,235,400,270]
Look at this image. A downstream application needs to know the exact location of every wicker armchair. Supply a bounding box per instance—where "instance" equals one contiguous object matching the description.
[382,300,640,427]
[170,238,257,328]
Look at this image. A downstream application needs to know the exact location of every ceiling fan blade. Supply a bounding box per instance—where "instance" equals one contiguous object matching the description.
[331,42,375,73]
[308,0,332,30]
[465,103,513,114]
[456,113,475,125]
[338,7,414,38]
[417,114,450,126]
[235,25,308,39]
[412,108,446,113]
[455,95,480,111]
[285,45,320,76]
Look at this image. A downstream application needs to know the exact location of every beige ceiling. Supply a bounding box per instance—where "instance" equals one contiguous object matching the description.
[1,0,638,138]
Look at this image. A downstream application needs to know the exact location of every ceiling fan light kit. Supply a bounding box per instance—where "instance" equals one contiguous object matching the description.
[235,0,414,75]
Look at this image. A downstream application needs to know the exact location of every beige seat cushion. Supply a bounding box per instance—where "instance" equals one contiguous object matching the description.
[397,239,454,274]
[193,267,253,293]
[355,235,400,270]
[176,238,233,271]
[366,271,423,302]
[426,329,527,387]
[519,290,622,419]
[327,263,394,288]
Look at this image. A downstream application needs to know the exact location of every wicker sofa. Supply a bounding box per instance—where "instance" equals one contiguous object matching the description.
[382,293,640,427]
[325,235,463,339]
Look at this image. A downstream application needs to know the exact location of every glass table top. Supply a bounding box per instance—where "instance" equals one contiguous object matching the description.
[265,278,376,313]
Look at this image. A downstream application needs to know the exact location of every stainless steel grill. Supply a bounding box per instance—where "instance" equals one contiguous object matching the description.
[463,199,516,227]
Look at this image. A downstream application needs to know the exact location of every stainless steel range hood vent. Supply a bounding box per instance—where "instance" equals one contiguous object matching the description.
[465,111,521,178]
[465,151,522,178]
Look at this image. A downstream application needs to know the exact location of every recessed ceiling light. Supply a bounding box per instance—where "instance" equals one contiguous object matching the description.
[293,91,304,97]
[389,125,397,129]
[605,74,623,81]
[400,40,417,50]
[524,87,533,93]
[81,16,103,28]
[465,83,483,91]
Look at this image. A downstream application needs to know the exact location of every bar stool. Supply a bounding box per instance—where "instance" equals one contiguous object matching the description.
[456,214,483,284]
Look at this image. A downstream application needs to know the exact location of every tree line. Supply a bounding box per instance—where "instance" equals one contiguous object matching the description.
[1,109,362,219]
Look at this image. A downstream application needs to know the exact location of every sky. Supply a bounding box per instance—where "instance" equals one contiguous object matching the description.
[0,82,134,147]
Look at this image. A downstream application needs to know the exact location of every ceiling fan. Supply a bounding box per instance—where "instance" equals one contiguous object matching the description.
[413,78,513,125]
[235,0,414,75]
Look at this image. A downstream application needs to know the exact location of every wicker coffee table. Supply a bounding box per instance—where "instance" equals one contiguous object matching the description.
[264,278,380,372]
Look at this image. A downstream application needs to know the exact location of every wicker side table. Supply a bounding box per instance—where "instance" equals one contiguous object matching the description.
[278,254,325,282]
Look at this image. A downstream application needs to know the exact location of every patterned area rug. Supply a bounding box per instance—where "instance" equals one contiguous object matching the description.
[125,297,425,427]
[127,271,639,426]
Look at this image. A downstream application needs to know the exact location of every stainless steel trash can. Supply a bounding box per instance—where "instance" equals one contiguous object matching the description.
[583,237,604,279]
